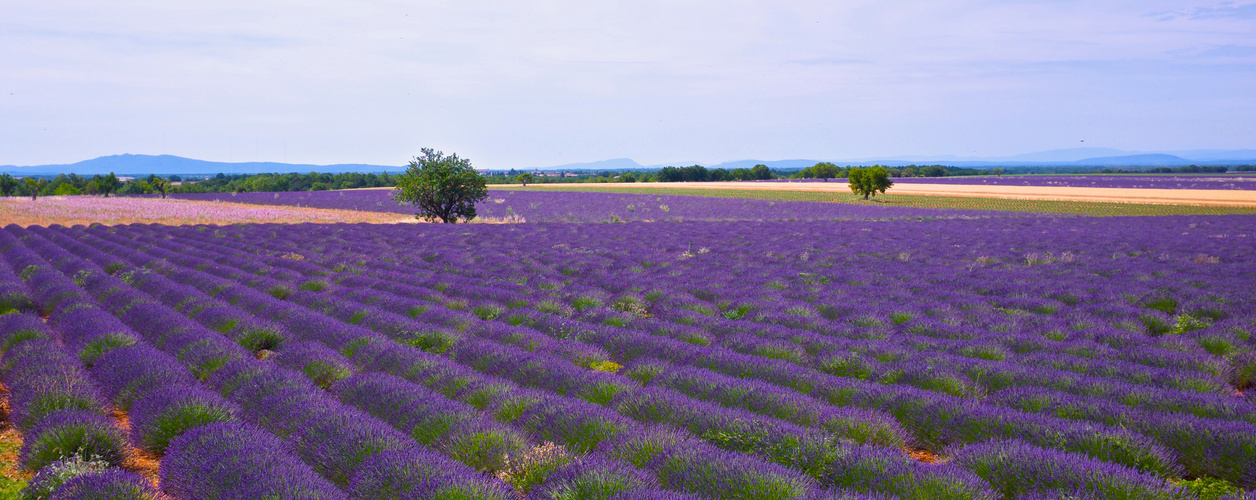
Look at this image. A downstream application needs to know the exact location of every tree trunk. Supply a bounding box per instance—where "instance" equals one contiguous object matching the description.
[864,193,869,200]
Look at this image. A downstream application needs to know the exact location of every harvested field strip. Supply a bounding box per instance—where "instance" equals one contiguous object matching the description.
[0,196,414,227]
[491,185,1256,216]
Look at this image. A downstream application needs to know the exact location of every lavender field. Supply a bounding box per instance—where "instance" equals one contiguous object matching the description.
[159,189,1026,222]
[2,214,1255,499]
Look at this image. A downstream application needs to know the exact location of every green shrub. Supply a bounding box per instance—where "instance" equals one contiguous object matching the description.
[237,327,285,352]
[267,285,293,300]
[299,280,328,292]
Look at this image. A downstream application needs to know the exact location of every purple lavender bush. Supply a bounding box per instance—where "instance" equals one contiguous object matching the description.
[952,439,1189,499]
[529,453,659,500]
[127,383,238,454]
[817,445,996,500]
[2,337,107,432]
[22,455,111,500]
[89,344,193,410]
[19,409,128,471]
[0,313,46,353]
[347,448,515,500]
[271,340,354,389]
[47,468,159,500]
[161,421,347,500]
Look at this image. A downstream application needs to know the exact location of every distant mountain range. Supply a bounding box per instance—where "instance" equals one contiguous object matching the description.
[570,149,1256,171]
[0,154,406,176]
[3,148,1255,176]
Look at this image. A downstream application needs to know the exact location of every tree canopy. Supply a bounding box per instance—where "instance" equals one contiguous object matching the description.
[0,174,17,197]
[848,166,894,200]
[392,148,488,223]
[23,178,45,200]
[799,162,840,181]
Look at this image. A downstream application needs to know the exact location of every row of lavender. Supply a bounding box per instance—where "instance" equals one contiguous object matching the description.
[2,216,1251,498]
[155,189,1029,222]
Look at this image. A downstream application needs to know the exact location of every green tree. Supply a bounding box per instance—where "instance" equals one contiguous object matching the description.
[619,172,637,183]
[808,162,839,182]
[151,177,170,198]
[848,166,893,200]
[750,164,773,180]
[93,172,120,197]
[0,174,17,197]
[393,148,488,223]
[517,172,534,186]
[53,184,82,196]
[24,178,45,200]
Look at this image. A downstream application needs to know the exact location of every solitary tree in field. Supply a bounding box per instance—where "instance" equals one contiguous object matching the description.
[24,177,46,200]
[152,177,170,199]
[517,172,534,186]
[848,166,893,200]
[750,164,773,180]
[393,148,488,223]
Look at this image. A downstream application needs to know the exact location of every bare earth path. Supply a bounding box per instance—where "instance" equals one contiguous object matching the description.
[509,181,1256,207]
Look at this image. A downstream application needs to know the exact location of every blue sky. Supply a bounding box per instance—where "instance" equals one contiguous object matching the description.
[1,1,1253,168]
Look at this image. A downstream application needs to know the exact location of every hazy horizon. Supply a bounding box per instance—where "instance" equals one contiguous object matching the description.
[3,1,1254,170]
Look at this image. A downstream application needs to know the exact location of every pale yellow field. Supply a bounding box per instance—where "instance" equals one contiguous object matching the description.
[506,181,1256,207]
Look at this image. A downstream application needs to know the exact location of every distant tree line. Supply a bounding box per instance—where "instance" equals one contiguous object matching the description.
[0,172,126,199]
[0,171,400,198]
[168,172,397,193]
[3,162,1250,198]
[484,164,777,184]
